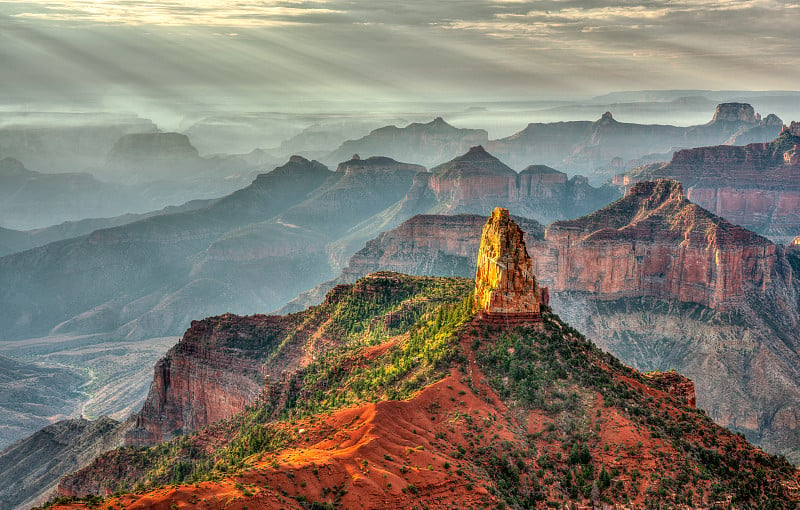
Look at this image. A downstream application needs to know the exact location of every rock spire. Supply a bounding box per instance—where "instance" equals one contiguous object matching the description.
[474,207,546,314]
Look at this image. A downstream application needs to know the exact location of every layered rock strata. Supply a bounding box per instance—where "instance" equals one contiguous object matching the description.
[125,314,285,445]
[474,207,547,316]
[411,146,619,224]
[535,179,780,310]
[626,126,800,240]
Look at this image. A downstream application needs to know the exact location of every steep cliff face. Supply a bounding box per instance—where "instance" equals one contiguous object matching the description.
[536,179,780,310]
[105,132,203,183]
[627,127,800,240]
[0,157,142,231]
[711,102,758,124]
[474,207,545,314]
[125,314,292,445]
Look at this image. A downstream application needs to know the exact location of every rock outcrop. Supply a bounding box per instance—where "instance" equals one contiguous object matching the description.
[626,128,800,240]
[125,314,286,445]
[536,179,779,310]
[105,132,201,182]
[279,214,545,315]
[643,371,697,408]
[474,208,546,314]
[710,102,758,124]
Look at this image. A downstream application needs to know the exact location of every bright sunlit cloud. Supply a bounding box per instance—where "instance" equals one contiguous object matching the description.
[0,0,798,105]
[7,0,344,26]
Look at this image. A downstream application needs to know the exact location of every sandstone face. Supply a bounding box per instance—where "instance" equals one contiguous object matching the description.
[125,314,283,445]
[627,129,800,240]
[474,208,546,314]
[537,179,777,310]
[278,214,546,314]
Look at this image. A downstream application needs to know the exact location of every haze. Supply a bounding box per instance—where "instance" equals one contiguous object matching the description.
[3,0,800,122]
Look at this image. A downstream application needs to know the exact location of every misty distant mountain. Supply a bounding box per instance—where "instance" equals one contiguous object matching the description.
[322,104,783,184]
[325,117,489,168]
[0,127,267,229]
[275,119,406,160]
[0,198,212,257]
[0,147,618,448]
[101,132,261,202]
[0,157,145,230]
[0,147,613,343]
[0,155,333,343]
[487,103,784,181]
[0,112,156,174]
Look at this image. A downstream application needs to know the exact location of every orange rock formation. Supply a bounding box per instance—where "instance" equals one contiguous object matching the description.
[474,207,547,315]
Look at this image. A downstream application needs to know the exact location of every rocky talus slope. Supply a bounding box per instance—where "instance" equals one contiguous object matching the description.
[0,417,130,510]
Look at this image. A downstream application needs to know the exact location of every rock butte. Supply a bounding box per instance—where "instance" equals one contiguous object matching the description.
[474,207,548,321]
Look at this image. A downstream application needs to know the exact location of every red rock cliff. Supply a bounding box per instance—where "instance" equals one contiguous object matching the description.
[627,129,800,238]
[531,179,779,309]
[474,207,547,314]
[125,314,290,445]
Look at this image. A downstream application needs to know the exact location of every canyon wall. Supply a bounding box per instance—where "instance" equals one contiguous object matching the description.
[125,314,288,445]
[627,124,800,240]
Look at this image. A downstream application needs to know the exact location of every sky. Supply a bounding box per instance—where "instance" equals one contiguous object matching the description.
[1,1,799,111]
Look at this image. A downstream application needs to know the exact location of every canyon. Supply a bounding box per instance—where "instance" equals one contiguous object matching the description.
[39,221,800,509]
[283,180,800,463]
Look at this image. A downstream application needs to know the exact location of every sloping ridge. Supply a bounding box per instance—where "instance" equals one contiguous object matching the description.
[48,272,800,509]
[431,145,516,179]
[552,179,770,248]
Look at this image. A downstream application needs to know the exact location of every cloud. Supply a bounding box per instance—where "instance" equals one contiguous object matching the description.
[0,1,798,103]
[4,1,346,26]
